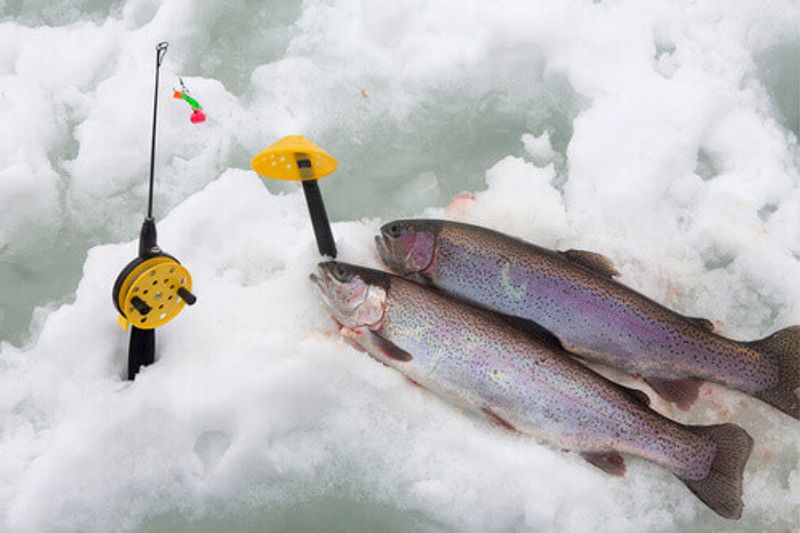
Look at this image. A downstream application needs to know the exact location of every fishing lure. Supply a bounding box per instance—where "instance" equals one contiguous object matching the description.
[173,77,205,123]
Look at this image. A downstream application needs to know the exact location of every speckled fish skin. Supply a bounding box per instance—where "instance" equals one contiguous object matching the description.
[377,220,800,418]
[311,261,753,519]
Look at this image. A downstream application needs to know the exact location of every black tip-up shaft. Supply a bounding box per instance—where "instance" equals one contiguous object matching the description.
[296,153,336,258]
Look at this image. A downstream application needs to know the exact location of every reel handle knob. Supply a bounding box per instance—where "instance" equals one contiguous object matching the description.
[177,287,197,305]
[131,296,152,315]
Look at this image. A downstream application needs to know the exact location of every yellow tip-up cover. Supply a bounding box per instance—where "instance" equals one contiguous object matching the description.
[251,135,337,181]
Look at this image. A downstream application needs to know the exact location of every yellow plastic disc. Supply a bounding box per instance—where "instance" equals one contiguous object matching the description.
[117,256,193,330]
[250,135,337,181]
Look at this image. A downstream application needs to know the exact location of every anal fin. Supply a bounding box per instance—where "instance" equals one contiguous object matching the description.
[581,452,626,476]
[644,377,703,410]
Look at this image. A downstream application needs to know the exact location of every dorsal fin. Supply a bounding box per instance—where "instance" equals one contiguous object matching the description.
[685,316,715,332]
[561,249,620,278]
[366,331,413,362]
[502,315,564,349]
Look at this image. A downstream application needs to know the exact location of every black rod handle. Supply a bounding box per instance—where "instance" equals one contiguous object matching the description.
[128,327,155,380]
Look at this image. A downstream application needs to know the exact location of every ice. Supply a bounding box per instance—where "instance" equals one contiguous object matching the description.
[521,132,557,166]
[1,0,799,531]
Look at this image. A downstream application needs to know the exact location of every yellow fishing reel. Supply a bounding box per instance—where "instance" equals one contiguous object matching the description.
[112,219,198,380]
[113,254,195,330]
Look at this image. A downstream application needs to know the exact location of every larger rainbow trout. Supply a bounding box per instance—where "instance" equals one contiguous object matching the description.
[376,219,800,418]
[311,261,753,519]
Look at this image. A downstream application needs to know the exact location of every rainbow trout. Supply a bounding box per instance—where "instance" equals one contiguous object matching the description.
[310,261,753,519]
[376,220,800,418]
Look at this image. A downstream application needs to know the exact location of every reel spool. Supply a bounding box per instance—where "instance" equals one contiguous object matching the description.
[113,254,194,331]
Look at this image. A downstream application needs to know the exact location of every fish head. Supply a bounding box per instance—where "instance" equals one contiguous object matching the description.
[376,219,439,276]
[310,261,389,329]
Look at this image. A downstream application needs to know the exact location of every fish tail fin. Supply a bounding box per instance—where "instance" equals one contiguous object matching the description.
[748,326,800,420]
[680,423,753,520]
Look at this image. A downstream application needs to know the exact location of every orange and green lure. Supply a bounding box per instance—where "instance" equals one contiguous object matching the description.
[173,78,205,123]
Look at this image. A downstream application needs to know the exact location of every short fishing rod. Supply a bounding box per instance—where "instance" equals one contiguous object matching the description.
[112,42,197,380]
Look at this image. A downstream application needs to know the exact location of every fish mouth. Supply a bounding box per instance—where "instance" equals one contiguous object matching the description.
[309,268,334,310]
[375,235,394,269]
[309,271,322,291]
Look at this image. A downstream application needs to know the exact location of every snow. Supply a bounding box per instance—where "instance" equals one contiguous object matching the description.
[0,0,799,531]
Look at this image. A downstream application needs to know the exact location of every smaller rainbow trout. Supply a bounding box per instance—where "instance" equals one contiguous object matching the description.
[311,261,753,519]
[377,220,800,418]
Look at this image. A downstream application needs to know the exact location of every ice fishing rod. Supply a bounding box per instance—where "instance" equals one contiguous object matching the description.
[251,135,338,257]
[112,42,197,380]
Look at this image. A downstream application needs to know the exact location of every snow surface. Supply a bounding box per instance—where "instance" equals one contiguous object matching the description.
[0,0,799,531]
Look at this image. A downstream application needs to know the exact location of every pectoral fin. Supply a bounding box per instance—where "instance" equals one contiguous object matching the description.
[581,452,626,476]
[340,327,413,363]
[502,315,564,350]
[365,331,413,362]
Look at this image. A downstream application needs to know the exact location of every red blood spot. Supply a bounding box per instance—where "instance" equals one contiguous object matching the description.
[406,378,422,389]
[446,192,476,214]
[448,192,475,207]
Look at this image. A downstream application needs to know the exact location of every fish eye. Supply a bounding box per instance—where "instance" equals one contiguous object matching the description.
[333,264,349,280]
[388,224,401,237]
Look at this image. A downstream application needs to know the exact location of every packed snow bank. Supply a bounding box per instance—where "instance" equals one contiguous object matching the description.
[1,165,800,532]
